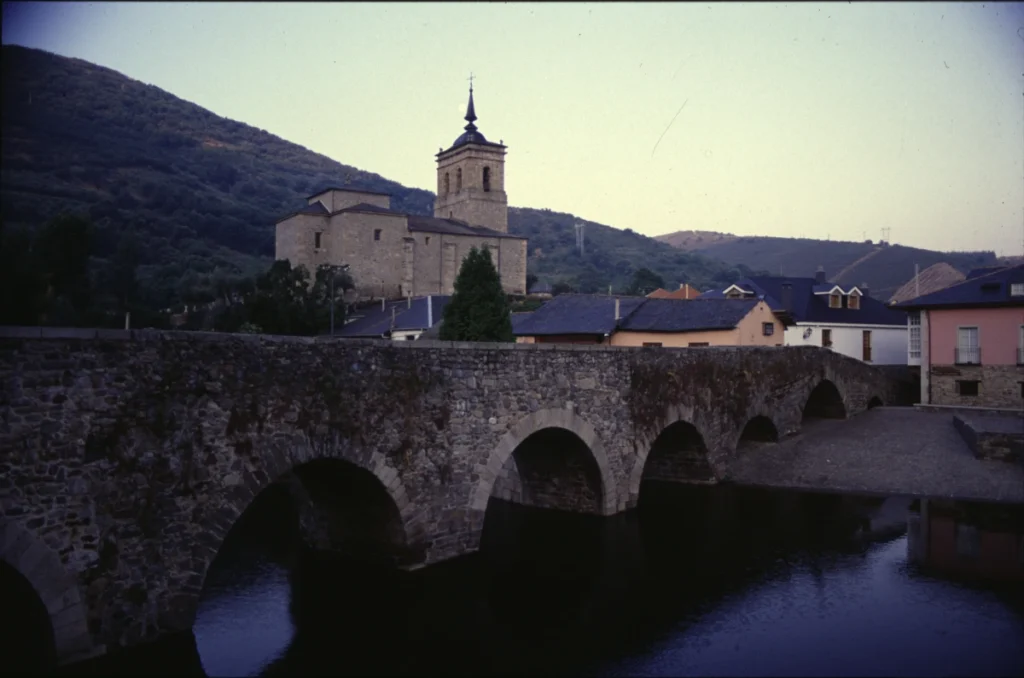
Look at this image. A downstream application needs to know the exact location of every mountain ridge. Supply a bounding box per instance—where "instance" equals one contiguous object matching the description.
[0,44,758,306]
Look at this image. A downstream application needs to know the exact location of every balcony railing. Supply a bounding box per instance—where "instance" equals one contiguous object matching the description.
[955,347,981,365]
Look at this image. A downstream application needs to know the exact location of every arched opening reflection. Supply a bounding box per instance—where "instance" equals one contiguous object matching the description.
[194,458,409,677]
[868,396,883,409]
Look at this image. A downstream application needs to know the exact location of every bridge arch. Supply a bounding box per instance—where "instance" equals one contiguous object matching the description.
[627,404,718,509]
[868,396,883,409]
[736,414,780,451]
[0,519,94,665]
[174,434,421,635]
[802,378,848,421]
[471,408,618,516]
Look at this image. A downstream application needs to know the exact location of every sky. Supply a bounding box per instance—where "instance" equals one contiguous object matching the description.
[3,1,1024,256]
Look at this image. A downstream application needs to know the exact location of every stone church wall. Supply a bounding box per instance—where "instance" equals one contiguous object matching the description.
[274,213,330,276]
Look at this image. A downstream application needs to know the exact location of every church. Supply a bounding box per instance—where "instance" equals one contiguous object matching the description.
[274,85,528,301]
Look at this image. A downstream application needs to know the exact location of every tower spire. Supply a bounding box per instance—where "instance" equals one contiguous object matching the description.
[464,72,477,131]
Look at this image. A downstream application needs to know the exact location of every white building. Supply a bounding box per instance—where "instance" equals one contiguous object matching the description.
[701,269,909,364]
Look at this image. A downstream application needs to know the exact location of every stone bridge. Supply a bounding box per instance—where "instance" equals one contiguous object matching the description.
[0,328,901,665]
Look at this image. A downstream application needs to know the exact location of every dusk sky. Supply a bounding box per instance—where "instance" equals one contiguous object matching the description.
[3,1,1023,256]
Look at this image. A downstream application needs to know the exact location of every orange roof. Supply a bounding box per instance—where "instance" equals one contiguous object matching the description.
[647,284,702,300]
[889,263,965,304]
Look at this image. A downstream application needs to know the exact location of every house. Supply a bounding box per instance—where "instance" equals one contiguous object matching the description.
[512,294,785,347]
[699,268,909,364]
[646,283,702,300]
[893,264,1024,409]
[334,295,450,340]
[889,263,966,305]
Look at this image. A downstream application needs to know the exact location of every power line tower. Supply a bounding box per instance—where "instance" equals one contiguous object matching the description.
[880,227,891,244]
[574,220,585,256]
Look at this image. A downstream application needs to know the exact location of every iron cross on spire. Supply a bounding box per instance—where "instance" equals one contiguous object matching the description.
[467,72,475,91]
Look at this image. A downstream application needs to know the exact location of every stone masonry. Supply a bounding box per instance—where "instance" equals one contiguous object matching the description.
[0,327,901,663]
[929,364,1024,409]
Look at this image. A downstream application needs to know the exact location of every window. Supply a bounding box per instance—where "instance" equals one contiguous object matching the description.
[456,168,462,192]
[483,166,491,192]
[425,236,431,246]
[688,342,710,347]
[373,229,381,241]
[642,342,662,347]
[726,291,743,299]
[822,329,832,347]
[314,231,322,249]
[862,330,872,362]
[444,172,450,195]
[829,294,841,309]
[956,326,980,365]
[908,312,921,359]
[1011,283,1024,297]
[762,322,774,336]
[956,380,979,396]
[848,294,860,309]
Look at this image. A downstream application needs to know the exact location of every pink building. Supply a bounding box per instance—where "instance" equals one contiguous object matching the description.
[895,265,1024,409]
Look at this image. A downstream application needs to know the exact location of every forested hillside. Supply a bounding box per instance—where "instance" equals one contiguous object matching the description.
[656,231,999,300]
[1,45,752,311]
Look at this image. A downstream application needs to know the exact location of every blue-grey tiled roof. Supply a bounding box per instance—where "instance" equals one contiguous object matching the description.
[894,264,1024,309]
[297,201,329,215]
[701,276,907,326]
[336,295,450,337]
[333,202,404,216]
[619,298,760,332]
[512,294,646,336]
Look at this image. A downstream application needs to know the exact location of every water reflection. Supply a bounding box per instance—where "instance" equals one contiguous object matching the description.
[56,484,1024,677]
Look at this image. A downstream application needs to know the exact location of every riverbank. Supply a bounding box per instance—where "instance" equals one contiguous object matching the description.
[727,407,1024,503]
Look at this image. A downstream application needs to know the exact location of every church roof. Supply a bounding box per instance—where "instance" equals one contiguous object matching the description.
[407,215,524,240]
[306,186,391,200]
[332,202,404,216]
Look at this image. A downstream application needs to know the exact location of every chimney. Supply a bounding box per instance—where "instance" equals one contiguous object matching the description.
[861,282,870,298]
[815,266,826,284]
[427,295,433,328]
[781,282,793,312]
[614,298,621,322]
[381,297,385,311]
[407,295,412,309]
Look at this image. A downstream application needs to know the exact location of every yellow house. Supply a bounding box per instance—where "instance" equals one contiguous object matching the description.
[513,294,785,346]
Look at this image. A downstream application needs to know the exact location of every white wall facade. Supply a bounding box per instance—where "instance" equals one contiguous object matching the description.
[783,323,908,364]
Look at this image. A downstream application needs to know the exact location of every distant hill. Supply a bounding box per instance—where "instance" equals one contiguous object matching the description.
[0,45,750,307]
[655,230,1000,300]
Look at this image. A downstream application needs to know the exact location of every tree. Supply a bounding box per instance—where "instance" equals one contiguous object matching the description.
[551,280,576,296]
[34,214,95,325]
[526,273,538,293]
[628,267,664,296]
[439,247,513,342]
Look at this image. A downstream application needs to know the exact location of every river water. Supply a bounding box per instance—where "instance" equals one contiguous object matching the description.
[41,484,1024,676]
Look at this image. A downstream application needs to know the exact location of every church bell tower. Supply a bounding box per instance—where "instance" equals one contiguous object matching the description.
[434,79,508,233]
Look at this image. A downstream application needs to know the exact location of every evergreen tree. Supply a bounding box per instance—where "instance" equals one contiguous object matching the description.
[439,247,513,342]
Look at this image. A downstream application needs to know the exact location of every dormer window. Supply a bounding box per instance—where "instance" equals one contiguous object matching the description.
[829,294,841,309]
[848,294,860,309]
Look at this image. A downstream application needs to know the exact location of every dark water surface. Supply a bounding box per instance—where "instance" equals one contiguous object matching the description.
[58,485,1024,676]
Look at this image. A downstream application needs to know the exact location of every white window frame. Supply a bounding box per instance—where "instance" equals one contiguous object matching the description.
[1010,282,1024,297]
[908,312,921,359]
[956,326,980,365]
